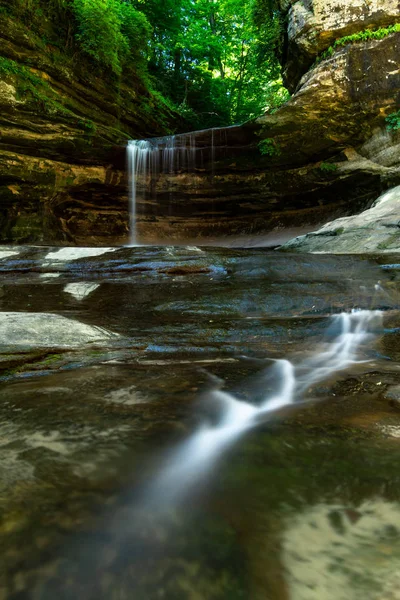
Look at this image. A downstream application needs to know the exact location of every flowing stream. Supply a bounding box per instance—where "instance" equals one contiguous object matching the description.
[2,244,399,600]
[30,306,385,600]
[146,309,382,508]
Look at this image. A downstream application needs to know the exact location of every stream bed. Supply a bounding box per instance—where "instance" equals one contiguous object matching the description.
[1,246,400,599]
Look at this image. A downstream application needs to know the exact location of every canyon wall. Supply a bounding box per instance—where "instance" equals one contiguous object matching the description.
[137,0,400,243]
[0,8,173,245]
[0,0,399,244]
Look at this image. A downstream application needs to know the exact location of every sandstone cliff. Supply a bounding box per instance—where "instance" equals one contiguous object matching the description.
[137,0,400,243]
[0,8,174,245]
[0,0,399,244]
[279,0,400,91]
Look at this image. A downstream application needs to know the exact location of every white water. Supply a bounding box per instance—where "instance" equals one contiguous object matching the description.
[147,310,382,507]
[127,130,215,244]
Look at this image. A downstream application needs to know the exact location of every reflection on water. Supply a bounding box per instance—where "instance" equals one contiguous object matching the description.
[1,248,400,599]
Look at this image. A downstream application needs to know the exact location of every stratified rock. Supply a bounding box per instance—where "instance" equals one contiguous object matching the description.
[278,0,400,91]
[1,0,400,244]
[0,10,174,245]
[280,186,400,253]
[137,29,400,243]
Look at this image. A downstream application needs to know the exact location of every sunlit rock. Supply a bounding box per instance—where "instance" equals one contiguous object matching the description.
[283,500,400,600]
[0,312,119,348]
[281,185,400,253]
[64,283,100,301]
[279,0,400,89]
[45,247,116,261]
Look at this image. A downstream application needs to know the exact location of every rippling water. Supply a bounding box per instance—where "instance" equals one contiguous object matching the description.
[1,246,400,600]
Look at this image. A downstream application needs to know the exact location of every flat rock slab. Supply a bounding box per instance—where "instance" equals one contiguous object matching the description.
[0,312,119,348]
[282,186,400,253]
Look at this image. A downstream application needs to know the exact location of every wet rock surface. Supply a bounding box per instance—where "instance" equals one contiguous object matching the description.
[281,186,400,253]
[0,245,400,598]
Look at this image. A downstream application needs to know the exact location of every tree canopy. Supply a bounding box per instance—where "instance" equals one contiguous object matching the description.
[4,0,288,130]
[137,0,288,128]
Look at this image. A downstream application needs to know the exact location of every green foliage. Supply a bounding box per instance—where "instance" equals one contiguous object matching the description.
[71,0,151,76]
[319,162,338,173]
[77,118,96,133]
[258,138,280,157]
[134,0,287,128]
[318,23,400,63]
[119,2,151,61]
[0,56,21,76]
[6,0,152,77]
[72,0,122,75]
[3,0,289,129]
[385,110,400,131]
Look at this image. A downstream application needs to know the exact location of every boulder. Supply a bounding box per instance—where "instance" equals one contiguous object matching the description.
[280,185,400,253]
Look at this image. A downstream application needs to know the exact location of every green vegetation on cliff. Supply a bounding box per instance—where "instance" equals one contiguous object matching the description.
[1,0,288,130]
[318,23,400,63]
[386,110,400,131]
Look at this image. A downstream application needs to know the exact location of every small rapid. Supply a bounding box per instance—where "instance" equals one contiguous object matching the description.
[146,309,382,507]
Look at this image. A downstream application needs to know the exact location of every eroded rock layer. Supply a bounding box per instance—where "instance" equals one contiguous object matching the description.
[0,11,171,245]
[0,1,400,244]
[136,28,400,243]
[279,0,400,91]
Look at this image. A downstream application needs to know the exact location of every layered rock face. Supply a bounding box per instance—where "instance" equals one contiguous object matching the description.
[279,0,400,90]
[136,0,400,243]
[0,11,173,245]
[1,0,400,244]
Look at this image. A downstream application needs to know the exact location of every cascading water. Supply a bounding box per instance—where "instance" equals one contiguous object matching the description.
[34,307,385,600]
[146,309,382,507]
[127,130,215,244]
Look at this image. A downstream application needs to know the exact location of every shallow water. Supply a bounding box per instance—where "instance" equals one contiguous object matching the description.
[1,246,400,599]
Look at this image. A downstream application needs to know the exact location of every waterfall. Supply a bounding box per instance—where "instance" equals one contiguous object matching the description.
[145,309,382,507]
[127,129,216,244]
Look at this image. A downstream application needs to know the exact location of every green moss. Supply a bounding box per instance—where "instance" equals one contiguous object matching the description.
[258,138,281,157]
[11,213,44,243]
[385,110,400,131]
[0,56,75,118]
[377,232,400,250]
[77,118,97,134]
[38,353,63,366]
[0,352,64,379]
[317,23,400,63]
[319,162,338,173]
